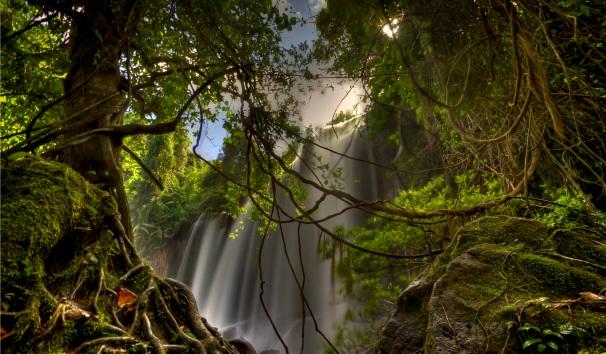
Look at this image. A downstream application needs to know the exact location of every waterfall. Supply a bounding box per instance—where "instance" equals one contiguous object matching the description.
[173,117,399,353]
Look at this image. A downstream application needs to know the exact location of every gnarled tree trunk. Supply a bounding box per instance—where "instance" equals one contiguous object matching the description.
[60,0,135,238]
[1,1,242,353]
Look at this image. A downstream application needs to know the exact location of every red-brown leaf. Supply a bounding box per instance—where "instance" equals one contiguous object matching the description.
[117,287,138,308]
[0,326,14,341]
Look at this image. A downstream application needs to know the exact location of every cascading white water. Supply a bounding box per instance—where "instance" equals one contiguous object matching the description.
[174,117,399,353]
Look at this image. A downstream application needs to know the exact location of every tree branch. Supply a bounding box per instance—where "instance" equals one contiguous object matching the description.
[121,145,163,190]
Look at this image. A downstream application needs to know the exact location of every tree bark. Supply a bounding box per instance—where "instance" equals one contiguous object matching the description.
[61,0,137,239]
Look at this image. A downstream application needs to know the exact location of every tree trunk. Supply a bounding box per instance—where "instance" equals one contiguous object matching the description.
[61,0,135,238]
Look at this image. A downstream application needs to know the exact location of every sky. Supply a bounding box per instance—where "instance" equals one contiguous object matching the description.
[194,0,365,159]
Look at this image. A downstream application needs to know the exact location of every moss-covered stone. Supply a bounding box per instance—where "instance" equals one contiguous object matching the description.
[554,229,606,269]
[379,216,606,354]
[419,217,551,282]
[516,252,606,297]
[452,216,550,254]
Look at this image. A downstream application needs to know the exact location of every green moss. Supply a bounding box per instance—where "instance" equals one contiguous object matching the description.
[554,230,606,266]
[378,216,606,354]
[517,253,606,296]
[455,216,550,252]
[569,311,606,335]
[121,264,154,293]
[455,245,511,294]
[0,155,118,351]
[424,217,605,294]
[1,155,109,284]
[419,217,551,284]
[126,343,148,354]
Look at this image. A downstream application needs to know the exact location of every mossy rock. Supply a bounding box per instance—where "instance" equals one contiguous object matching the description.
[424,244,514,353]
[516,252,606,297]
[379,216,606,354]
[553,229,606,271]
[450,216,550,256]
[418,216,550,284]
[425,243,606,353]
[0,155,119,351]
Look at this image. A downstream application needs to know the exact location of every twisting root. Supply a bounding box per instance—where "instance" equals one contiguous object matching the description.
[142,313,165,354]
[164,278,215,341]
[93,268,104,313]
[153,285,206,352]
[73,337,140,354]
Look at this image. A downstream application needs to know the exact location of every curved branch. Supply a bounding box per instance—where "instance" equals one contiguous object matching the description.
[121,145,163,190]
[3,67,239,156]
[2,12,60,41]
[251,124,541,219]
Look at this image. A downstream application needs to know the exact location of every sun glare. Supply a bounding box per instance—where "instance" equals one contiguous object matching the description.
[382,18,399,38]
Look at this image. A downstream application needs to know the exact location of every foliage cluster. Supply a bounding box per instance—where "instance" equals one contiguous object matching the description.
[122,127,232,255]
[515,321,591,353]
[1,1,69,148]
[314,0,606,210]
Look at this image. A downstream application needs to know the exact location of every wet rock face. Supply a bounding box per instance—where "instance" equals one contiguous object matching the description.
[425,245,512,354]
[378,279,433,353]
[378,217,606,354]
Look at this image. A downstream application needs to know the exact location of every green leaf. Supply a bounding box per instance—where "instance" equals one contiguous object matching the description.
[574,327,589,338]
[523,338,543,349]
[580,5,591,17]
[518,323,541,332]
[546,341,559,351]
[542,329,563,340]
[537,343,547,352]
[8,151,28,160]
[558,323,574,335]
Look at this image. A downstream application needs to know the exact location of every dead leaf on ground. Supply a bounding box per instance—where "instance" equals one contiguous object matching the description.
[117,287,138,308]
[579,292,606,303]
